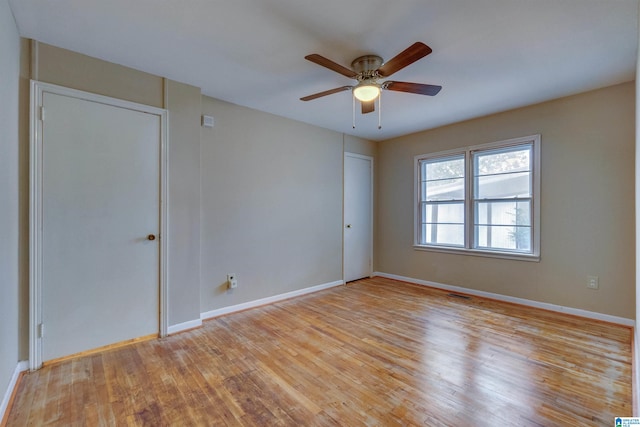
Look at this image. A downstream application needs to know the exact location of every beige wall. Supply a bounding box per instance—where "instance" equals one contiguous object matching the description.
[24,41,378,332]
[11,34,629,373]
[635,10,640,413]
[17,39,30,362]
[344,134,377,158]
[29,42,203,332]
[0,0,22,407]
[165,80,202,327]
[200,97,346,311]
[35,42,163,108]
[377,82,635,318]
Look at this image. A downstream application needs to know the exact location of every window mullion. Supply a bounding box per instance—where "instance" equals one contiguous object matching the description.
[465,149,473,250]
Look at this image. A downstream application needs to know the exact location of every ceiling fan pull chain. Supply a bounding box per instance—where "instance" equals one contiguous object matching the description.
[352,92,356,129]
[378,91,382,129]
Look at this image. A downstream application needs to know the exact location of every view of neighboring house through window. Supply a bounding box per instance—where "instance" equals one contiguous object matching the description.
[415,135,540,260]
[473,145,532,252]
[420,155,465,247]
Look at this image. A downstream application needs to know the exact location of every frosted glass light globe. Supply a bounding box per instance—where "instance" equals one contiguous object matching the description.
[353,84,380,102]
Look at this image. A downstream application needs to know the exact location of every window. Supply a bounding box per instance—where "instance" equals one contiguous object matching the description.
[420,155,465,247]
[415,135,540,260]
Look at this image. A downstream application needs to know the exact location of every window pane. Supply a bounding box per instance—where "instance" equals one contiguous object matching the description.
[423,177,464,201]
[475,172,531,199]
[422,202,464,224]
[475,225,531,252]
[476,200,530,226]
[423,157,464,180]
[422,224,464,246]
[475,147,531,176]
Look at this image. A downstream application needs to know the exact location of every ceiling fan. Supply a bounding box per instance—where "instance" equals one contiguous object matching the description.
[300,42,442,117]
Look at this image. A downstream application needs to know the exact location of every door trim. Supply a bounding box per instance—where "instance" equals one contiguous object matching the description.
[343,152,374,283]
[29,80,169,370]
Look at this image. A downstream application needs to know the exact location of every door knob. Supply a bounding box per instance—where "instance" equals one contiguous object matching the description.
[147,234,156,241]
[345,224,352,229]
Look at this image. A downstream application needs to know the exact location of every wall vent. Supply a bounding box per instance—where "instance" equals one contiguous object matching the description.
[447,293,471,300]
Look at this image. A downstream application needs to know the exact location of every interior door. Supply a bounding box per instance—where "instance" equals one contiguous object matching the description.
[41,91,160,362]
[344,153,373,282]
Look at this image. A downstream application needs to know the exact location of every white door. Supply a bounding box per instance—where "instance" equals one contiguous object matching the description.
[40,91,161,362]
[344,153,373,282]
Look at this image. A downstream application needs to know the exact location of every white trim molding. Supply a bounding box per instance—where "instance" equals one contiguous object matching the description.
[29,81,169,370]
[373,272,635,327]
[167,319,203,335]
[201,280,344,320]
[1,361,28,422]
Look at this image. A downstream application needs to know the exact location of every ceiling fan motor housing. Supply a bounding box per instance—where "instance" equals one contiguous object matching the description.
[351,55,383,81]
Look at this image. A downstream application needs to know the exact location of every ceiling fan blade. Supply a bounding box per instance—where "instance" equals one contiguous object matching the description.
[361,100,375,114]
[305,54,358,78]
[384,81,442,96]
[377,42,433,77]
[300,86,352,101]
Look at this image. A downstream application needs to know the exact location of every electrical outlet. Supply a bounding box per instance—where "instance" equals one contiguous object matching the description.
[227,274,238,289]
[587,276,599,290]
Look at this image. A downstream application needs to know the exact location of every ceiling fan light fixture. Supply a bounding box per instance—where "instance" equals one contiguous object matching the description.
[353,84,380,102]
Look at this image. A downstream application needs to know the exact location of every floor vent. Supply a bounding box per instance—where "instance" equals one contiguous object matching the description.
[447,293,471,300]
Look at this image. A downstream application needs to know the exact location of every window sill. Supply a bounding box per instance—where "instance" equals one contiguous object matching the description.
[413,245,540,262]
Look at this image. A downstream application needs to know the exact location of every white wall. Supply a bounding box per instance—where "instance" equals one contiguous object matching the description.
[0,0,22,414]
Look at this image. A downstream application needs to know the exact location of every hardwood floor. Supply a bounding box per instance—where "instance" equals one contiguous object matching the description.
[5,277,632,426]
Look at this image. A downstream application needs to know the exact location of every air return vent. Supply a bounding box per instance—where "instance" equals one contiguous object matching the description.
[447,293,471,300]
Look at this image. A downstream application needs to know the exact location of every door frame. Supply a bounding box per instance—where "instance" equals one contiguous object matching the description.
[29,81,169,370]
[343,152,374,283]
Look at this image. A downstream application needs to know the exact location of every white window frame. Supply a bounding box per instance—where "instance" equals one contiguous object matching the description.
[414,135,540,261]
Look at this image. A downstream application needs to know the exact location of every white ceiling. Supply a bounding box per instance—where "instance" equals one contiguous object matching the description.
[8,0,639,141]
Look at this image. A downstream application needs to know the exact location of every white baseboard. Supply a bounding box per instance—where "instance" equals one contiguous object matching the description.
[167,318,203,335]
[1,360,28,422]
[373,272,635,327]
[201,280,344,320]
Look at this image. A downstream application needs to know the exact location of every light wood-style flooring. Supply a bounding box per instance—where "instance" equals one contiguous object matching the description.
[5,277,632,426]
